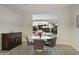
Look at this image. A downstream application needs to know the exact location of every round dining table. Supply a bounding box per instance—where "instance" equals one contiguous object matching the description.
[29,35,56,41]
[28,35,57,52]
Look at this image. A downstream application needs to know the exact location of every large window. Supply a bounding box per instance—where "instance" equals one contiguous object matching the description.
[32,13,57,20]
[32,13,57,36]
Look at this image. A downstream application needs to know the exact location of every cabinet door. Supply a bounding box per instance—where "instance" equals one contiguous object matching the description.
[2,34,9,50]
[8,34,16,49]
[16,34,22,45]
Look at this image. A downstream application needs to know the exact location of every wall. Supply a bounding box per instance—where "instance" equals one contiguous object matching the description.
[57,5,73,45]
[19,12,32,41]
[71,5,79,51]
[0,5,33,45]
[0,5,23,33]
[0,5,23,50]
[25,4,73,45]
[26,4,79,52]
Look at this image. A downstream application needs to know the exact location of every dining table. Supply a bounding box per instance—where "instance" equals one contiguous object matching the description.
[28,35,57,52]
[29,35,57,41]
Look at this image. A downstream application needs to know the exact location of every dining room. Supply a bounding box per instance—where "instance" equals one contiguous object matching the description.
[0,0,79,59]
[0,4,79,55]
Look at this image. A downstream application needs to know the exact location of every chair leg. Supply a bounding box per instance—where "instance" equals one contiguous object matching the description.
[46,47,56,55]
[47,46,49,54]
[50,47,56,55]
[48,47,52,54]
[26,43,29,48]
[45,46,50,54]
[53,47,56,54]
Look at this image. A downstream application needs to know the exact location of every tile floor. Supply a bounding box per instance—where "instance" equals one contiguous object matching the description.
[0,41,79,55]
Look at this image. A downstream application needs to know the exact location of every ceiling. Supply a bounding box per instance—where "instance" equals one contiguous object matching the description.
[2,4,29,12]
[2,4,72,13]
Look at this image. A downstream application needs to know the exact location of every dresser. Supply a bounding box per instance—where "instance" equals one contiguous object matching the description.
[2,32,22,50]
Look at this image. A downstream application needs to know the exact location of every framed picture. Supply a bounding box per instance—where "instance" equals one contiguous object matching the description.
[76,15,79,27]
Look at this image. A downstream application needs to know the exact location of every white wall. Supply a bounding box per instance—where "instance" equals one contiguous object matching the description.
[25,4,73,45]
[26,4,79,52]
[0,5,23,33]
[57,5,73,45]
[0,5,32,45]
[71,5,79,51]
[0,5,23,50]
[19,12,32,41]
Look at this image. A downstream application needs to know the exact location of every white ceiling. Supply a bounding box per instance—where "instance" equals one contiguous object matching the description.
[2,4,28,12]
[2,4,72,13]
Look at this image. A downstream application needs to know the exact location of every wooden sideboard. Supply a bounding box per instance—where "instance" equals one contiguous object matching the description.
[2,32,22,50]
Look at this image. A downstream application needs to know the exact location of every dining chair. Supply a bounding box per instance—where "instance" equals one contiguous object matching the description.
[33,39,44,54]
[44,37,57,54]
[26,36,34,46]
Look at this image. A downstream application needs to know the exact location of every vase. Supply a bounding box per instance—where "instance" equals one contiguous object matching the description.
[38,33,41,38]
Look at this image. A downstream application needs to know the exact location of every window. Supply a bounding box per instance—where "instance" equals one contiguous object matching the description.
[32,13,57,20]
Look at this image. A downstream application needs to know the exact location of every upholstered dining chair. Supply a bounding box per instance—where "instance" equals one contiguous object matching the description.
[44,37,57,54]
[33,39,44,54]
[45,37,57,47]
[26,36,34,46]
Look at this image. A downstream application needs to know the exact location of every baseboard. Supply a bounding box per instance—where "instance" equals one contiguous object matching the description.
[71,44,79,52]
[56,42,79,52]
[56,42,72,45]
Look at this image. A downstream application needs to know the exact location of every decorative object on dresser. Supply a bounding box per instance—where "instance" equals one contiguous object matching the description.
[2,32,22,50]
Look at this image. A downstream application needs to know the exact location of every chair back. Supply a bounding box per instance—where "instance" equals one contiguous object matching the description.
[47,37,57,47]
[34,39,43,51]
[26,36,29,44]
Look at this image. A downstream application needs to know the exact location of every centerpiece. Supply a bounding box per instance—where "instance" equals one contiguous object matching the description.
[36,26,43,39]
